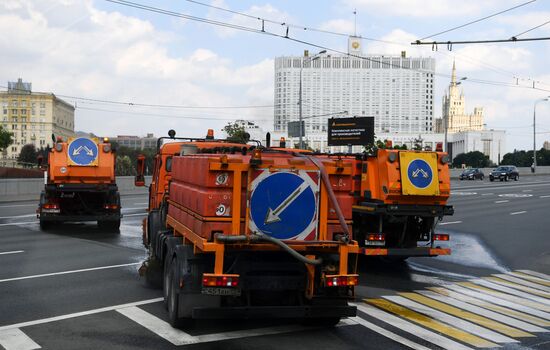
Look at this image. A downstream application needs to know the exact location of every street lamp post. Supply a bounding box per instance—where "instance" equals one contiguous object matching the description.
[299,50,326,149]
[533,97,549,173]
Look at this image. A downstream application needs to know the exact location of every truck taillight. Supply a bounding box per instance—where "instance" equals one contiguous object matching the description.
[42,203,60,214]
[202,273,239,287]
[366,233,385,246]
[325,275,358,287]
[43,203,59,210]
[434,234,450,241]
[104,204,119,210]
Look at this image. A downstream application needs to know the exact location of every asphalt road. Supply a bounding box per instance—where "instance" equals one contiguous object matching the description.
[0,179,549,350]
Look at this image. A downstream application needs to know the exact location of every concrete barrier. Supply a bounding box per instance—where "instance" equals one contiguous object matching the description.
[0,176,151,203]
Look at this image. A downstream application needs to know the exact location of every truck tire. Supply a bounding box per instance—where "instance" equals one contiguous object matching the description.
[167,257,195,328]
[303,317,341,327]
[39,219,51,231]
[98,220,120,233]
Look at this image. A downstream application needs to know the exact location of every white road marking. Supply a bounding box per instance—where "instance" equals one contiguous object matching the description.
[0,262,140,283]
[540,195,550,198]
[439,221,462,226]
[445,285,550,320]
[494,200,509,204]
[123,213,147,217]
[486,276,550,295]
[0,328,40,350]
[496,274,550,292]
[118,305,353,345]
[122,207,148,211]
[0,251,24,256]
[0,214,37,220]
[117,307,198,345]
[523,189,533,192]
[508,272,550,285]
[0,204,36,208]
[0,221,37,227]
[347,316,432,350]
[471,279,550,304]
[510,211,527,215]
[430,287,550,326]
[383,295,517,344]
[519,270,550,281]
[133,202,148,205]
[481,193,494,196]
[0,298,164,332]
[354,303,474,350]
[417,290,547,333]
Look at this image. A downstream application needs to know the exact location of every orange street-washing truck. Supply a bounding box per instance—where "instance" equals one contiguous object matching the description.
[136,131,359,326]
[37,136,121,231]
[352,145,454,259]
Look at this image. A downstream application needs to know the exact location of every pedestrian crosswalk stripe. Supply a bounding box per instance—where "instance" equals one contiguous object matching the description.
[509,271,550,287]
[517,270,550,281]
[485,276,550,298]
[0,328,40,350]
[347,316,433,350]
[469,279,550,306]
[382,295,517,344]
[494,274,550,292]
[365,298,498,348]
[417,290,546,333]
[117,306,198,345]
[458,282,550,312]
[400,292,534,337]
[354,303,475,350]
[441,285,550,323]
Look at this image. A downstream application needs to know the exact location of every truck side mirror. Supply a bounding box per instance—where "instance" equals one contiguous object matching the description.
[135,154,146,187]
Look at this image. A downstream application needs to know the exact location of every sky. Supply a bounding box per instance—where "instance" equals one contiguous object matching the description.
[1,0,549,153]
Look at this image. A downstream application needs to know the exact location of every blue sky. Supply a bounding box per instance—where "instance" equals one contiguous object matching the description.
[1,0,549,152]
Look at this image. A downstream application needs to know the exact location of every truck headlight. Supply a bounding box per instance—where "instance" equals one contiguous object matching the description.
[103,144,111,153]
[440,155,450,164]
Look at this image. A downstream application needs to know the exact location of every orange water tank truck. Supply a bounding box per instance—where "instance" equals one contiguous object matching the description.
[135,130,359,327]
[352,142,454,260]
[37,135,121,231]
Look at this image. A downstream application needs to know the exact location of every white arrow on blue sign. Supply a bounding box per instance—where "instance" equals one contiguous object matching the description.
[68,138,99,166]
[249,171,319,240]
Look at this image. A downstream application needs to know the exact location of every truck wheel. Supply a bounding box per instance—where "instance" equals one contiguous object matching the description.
[515,175,519,181]
[490,177,494,182]
[167,257,194,328]
[39,220,51,231]
[303,317,341,327]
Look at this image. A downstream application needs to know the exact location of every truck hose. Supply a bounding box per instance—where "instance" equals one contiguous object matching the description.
[302,155,351,241]
[214,233,323,266]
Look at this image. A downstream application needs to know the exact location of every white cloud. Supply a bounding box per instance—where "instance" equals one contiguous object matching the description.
[342,0,518,18]
[319,19,356,35]
[0,0,275,137]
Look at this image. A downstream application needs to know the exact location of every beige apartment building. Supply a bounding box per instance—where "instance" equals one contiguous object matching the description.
[1,79,75,160]
[435,62,484,133]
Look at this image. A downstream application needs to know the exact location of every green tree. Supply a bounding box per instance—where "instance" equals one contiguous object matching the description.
[222,122,250,144]
[18,144,38,167]
[115,155,133,176]
[452,151,491,168]
[0,125,14,153]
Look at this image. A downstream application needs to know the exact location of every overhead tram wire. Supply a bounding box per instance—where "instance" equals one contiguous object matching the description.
[183,0,548,87]
[417,0,537,41]
[105,0,550,94]
[511,19,550,38]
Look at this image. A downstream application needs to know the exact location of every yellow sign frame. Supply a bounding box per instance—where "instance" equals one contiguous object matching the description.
[67,137,100,166]
[399,152,439,196]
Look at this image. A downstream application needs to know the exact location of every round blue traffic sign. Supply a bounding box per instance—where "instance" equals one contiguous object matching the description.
[249,172,317,240]
[407,159,433,189]
[68,138,98,166]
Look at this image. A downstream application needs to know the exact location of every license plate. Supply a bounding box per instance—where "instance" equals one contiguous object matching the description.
[202,287,241,296]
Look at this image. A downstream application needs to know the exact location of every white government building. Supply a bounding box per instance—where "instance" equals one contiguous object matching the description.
[273,36,436,152]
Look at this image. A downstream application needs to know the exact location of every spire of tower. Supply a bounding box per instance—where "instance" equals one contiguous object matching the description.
[451,59,457,85]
